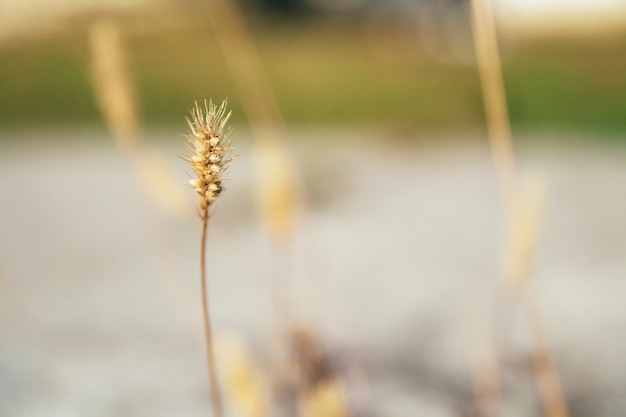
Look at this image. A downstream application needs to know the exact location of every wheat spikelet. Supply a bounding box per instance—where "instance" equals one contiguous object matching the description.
[185,99,235,213]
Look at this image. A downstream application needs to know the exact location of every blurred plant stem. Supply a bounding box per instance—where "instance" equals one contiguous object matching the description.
[203,0,300,336]
[89,17,191,216]
[510,181,569,417]
[470,1,569,417]
[470,0,516,206]
[203,0,298,238]
[89,17,200,323]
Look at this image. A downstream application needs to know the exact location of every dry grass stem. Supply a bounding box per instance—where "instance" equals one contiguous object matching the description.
[523,282,570,417]
[467,0,511,410]
[510,180,569,417]
[467,308,501,417]
[203,0,299,244]
[89,18,141,149]
[203,0,285,141]
[185,99,235,417]
[89,17,199,328]
[89,17,191,217]
[202,0,306,365]
[470,2,569,416]
[509,178,544,288]
[470,0,516,204]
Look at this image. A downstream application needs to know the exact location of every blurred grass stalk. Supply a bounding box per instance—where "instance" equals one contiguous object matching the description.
[203,0,305,343]
[510,180,569,417]
[470,0,516,205]
[468,0,508,411]
[202,3,352,416]
[467,307,501,417]
[88,18,200,324]
[89,17,191,218]
[88,18,141,150]
[204,0,300,244]
[470,1,569,417]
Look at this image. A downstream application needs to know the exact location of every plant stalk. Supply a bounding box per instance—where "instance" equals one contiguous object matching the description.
[524,281,569,417]
[200,209,223,417]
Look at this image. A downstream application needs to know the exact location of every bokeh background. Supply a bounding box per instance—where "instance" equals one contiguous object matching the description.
[1,1,625,416]
[2,0,626,132]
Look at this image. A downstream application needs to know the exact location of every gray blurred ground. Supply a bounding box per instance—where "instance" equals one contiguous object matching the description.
[0,131,625,417]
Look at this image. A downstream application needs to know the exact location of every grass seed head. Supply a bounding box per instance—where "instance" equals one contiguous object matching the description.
[185,99,234,211]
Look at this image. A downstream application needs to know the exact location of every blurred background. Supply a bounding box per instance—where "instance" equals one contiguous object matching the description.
[1,0,625,416]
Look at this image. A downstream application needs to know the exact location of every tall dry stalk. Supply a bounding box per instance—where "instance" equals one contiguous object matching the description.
[202,0,298,244]
[469,1,569,417]
[510,180,569,417]
[469,0,516,205]
[185,100,235,417]
[89,18,141,149]
[89,17,202,327]
[466,305,501,417]
[201,0,304,363]
[89,17,190,217]
[198,4,353,415]
[467,1,512,412]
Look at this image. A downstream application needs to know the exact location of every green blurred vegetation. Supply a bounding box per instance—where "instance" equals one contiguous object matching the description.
[1,23,626,134]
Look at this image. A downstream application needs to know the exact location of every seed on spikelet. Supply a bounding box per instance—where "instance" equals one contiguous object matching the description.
[185,99,234,212]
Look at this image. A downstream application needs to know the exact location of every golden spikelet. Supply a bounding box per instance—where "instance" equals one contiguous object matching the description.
[255,141,297,242]
[218,337,268,417]
[185,99,234,212]
[300,380,347,417]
